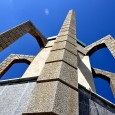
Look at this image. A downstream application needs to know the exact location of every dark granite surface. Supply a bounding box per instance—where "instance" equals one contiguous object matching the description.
[79,85,115,115]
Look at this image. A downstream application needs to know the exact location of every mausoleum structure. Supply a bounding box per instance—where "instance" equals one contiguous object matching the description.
[0,10,115,115]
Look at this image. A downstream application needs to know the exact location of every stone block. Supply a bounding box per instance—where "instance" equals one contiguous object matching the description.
[45,39,55,47]
[52,81,78,115]
[46,49,77,69]
[60,27,76,35]
[25,81,58,114]
[0,47,3,52]
[38,61,77,88]
[61,25,76,32]
[77,43,86,54]
[52,41,77,55]
[56,35,77,46]
[63,22,76,28]
[1,43,7,48]
[24,81,78,115]
[58,31,76,39]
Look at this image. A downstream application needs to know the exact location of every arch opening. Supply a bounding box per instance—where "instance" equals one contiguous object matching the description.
[94,76,115,104]
[93,73,110,82]
[89,47,115,103]
[0,21,47,52]
[90,47,115,73]
[0,60,30,80]
[0,33,40,63]
[87,43,106,56]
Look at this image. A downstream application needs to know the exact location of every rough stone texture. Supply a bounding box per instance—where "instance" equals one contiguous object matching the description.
[58,31,76,40]
[77,43,86,55]
[46,10,77,69]
[57,11,76,40]
[0,79,114,115]
[25,81,58,114]
[93,68,115,96]
[25,81,78,115]
[0,81,36,115]
[46,49,77,69]
[93,68,115,79]
[25,10,78,115]
[38,61,77,88]
[55,35,77,46]
[0,21,47,51]
[77,52,85,63]
[78,56,96,92]
[85,35,115,57]
[52,41,77,55]
[60,27,76,35]
[52,81,78,115]
[0,54,34,78]
[61,25,76,35]
[111,80,115,97]
[0,8,115,115]
[79,85,115,115]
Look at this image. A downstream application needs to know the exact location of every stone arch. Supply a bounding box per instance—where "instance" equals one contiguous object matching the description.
[92,68,110,82]
[86,43,106,56]
[92,68,115,96]
[85,35,115,95]
[85,35,115,58]
[0,54,35,78]
[0,21,47,52]
[93,74,110,82]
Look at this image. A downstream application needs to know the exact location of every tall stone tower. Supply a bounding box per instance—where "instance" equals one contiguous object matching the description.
[0,10,115,115]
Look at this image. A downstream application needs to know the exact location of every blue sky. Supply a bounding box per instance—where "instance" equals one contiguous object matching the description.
[0,0,115,103]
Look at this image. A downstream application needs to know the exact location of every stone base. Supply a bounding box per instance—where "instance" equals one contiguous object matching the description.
[23,81,78,115]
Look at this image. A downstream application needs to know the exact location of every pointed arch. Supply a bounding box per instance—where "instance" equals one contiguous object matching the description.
[0,54,35,78]
[85,35,115,58]
[92,68,115,96]
[0,21,47,52]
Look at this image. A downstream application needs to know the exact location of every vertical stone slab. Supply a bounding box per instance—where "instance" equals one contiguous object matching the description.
[105,37,115,58]
[24,10,78,115]
[78,56,96,92]
[22,40,55,78]
[110,79,115,96]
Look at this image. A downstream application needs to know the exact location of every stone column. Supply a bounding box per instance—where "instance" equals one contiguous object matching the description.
[24,10,78,115]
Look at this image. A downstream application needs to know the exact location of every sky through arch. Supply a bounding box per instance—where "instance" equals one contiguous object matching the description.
[90,47,115,103]
[0,63,29,80]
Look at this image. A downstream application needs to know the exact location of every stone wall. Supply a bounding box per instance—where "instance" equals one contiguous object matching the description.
[0,78,37,115]
[0,79,114,115]
[79,85,115,115]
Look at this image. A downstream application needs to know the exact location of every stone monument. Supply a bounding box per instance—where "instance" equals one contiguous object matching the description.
[0,10,115,115]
